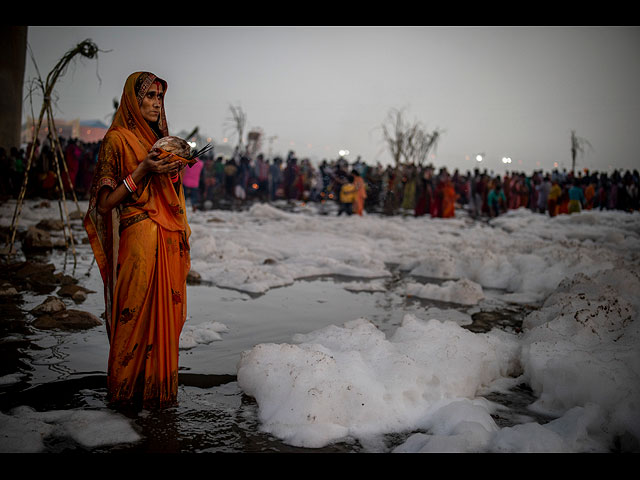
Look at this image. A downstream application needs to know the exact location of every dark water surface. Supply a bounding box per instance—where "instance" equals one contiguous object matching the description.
[0,246,543,453]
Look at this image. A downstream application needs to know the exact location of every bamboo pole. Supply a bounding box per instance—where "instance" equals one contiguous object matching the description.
[47,104,81,212]
[5,104,47,254]
[5,39,100,260]
[46,111,76,262]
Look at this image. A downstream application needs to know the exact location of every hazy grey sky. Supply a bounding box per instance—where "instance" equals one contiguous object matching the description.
[23,26,640,174]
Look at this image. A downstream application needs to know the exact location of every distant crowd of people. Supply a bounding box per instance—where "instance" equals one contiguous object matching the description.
[1,138,99,201]
[2,136,639,219]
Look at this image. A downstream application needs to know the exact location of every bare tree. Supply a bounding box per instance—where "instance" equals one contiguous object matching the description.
[400,121,422,165]
[382,107,444,166]
[381,107,411,166]
[409,127,443,167]
[246,128,263,158]
[571,130,593,174]
[225,104,247,154]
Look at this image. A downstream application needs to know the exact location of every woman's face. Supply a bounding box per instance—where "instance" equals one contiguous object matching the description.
[140,81,164,123]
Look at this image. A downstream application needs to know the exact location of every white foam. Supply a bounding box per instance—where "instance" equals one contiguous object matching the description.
[0,406,141,452]
[179,320,229,349]
[4,198,640,452]
[237,315,521,448]
[406,278,485,305]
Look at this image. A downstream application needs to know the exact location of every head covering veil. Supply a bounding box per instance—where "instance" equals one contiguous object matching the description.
[110,72,169,146]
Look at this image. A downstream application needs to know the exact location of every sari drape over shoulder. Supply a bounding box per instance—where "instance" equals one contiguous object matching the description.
[84,72,191,407]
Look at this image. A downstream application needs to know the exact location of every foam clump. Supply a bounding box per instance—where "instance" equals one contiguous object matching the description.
[237,314,520,448]
[0,406,141,453]
[180,320,228,349]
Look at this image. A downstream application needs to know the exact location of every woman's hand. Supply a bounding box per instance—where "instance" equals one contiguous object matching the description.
[139,148,181,176]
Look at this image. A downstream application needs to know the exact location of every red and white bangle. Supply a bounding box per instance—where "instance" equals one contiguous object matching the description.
[170,172,179,183]
[123,174,136,193]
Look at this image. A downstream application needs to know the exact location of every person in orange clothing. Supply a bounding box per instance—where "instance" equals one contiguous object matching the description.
[84,72,191,409]
[584,177,596,210]
[441,177,458,218]
[351,169,367,216]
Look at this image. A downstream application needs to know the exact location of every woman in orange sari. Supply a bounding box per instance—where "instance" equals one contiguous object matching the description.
[441,178,458,218]
[84,72,191,408]
[351,169,367,216]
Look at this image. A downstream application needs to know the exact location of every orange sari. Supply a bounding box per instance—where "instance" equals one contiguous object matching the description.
[353,175,367,216]
[84,72,191,408]
[441,181,457,218]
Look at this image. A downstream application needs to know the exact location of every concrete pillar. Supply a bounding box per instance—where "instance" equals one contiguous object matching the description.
[0,26,28,151]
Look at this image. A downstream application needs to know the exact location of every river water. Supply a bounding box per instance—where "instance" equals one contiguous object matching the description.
[0,237,546,453]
